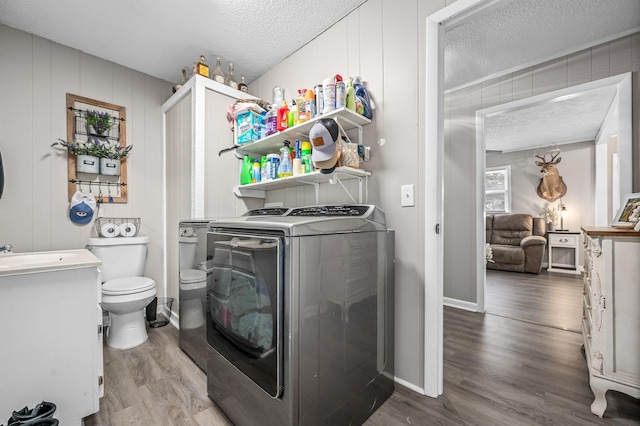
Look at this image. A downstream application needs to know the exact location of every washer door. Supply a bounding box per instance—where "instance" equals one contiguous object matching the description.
[206,231,283,398]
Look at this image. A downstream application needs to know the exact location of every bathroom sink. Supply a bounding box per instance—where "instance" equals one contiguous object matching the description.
[0,249,101,276]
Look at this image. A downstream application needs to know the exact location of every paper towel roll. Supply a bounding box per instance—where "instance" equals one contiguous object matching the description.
[119,222,137,237]
[101,223,120,238]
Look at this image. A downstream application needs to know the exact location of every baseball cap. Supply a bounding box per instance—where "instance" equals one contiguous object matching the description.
[310,118,341,174]
[69,191,96,225]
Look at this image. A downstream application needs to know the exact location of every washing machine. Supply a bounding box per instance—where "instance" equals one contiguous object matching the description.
[205,204,395,426]
[179,208,291,372]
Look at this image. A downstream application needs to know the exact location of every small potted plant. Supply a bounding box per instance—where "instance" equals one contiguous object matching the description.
[541,205,560,231]
[98,141,133,176]
[52,136,102,174]
[86,109,114,137]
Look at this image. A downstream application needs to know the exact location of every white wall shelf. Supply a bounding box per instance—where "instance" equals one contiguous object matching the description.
[236,107,371,156]
[234,167,370,203]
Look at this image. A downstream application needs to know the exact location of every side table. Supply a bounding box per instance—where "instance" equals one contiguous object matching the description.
[547,231,581,274]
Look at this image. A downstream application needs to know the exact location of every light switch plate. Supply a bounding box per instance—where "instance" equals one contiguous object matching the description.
[401,184,415,207]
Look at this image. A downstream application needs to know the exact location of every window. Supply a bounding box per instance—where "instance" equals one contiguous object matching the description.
[485,166,511,213]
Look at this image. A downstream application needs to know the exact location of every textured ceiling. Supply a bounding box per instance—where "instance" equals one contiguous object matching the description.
[483,85,617,153]
[443,0,639,153]
[444,0,640,92]
[0,0,367,85]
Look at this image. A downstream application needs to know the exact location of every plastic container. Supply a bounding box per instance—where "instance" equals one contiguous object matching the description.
[314,85,324,116]
[252,161,261,183]
[266,153,280,180]
[240,155,253,185]
[353,76,372,119]
[265,107,278,136]
[306,89,316,119]
[345,77,356,111]
[335,75,346,109]
[277,101,289,132]
[322,77,336,112]
[277,142,293,178]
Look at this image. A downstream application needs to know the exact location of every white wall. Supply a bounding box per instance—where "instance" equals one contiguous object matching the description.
[486,141,596,228]
[444,32,640,304]
[248,0,454,391]
[0,24,173,292]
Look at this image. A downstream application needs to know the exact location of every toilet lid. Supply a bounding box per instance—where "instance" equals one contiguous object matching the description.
[180,269,206,284]
[103,277,156,296]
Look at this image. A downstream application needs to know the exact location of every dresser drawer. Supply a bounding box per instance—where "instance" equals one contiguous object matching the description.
[549,233,579,246]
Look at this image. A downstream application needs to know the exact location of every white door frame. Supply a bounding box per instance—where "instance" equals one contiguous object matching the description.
[424,0,490,398]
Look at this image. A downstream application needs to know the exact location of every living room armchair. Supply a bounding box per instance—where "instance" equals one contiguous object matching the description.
[486,214,547,273]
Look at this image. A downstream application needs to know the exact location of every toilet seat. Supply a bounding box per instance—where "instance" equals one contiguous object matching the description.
[180,269,206,291]
[180,269,206,283]
[103,276,156,296]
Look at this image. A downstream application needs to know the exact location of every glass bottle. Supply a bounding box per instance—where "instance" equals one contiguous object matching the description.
[195,55,209,78]
[225,63,238,90]
[173,69,187,93]
[238,75,248,93]
[211,57,225,84]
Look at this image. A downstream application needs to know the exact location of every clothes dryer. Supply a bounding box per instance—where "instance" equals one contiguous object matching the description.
[206,205,395,426]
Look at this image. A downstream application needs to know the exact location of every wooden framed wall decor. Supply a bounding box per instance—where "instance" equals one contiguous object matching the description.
[66,94,128,203]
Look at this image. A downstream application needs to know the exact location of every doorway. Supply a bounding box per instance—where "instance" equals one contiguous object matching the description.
[475,73,633,323]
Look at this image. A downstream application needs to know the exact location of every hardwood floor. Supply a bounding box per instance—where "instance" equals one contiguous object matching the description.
[85,306,639,425]
[485,269,584,332]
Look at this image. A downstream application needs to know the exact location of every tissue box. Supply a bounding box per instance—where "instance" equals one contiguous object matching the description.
[235,110,262,144]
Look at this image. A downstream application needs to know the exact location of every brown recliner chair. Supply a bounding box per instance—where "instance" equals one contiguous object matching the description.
[486,214,547,273]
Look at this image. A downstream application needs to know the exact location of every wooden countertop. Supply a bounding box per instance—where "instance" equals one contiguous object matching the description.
[581,226,640,237]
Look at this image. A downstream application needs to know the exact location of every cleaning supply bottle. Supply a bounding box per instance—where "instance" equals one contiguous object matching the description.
[240,155,253,185]
[353,76,372,119]
[296,89,308,123]
[322,76,336,112]
[252,160,261,183]
[277,141,293,178]
[345,77,356,111]
[300,141,312,173]
[288,99,297,128]
[260,156,269,181]
[335,74,346,109]
[306,89,316,118]
[265,106,278,136]
[277,101,289,132]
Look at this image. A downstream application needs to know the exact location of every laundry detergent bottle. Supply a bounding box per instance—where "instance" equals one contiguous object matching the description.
[353,76,372,119]
[240,155,253,185]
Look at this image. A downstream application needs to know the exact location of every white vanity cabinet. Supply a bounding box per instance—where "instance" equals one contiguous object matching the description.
[0,249,103,426]
[581,227,640,417]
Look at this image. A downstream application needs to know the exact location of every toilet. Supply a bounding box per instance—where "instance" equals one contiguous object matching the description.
[179,236,208,329]
[87,236,157,350]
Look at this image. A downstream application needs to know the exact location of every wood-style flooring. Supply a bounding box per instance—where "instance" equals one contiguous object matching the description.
[85,274,639,425]
[485,269,584,332]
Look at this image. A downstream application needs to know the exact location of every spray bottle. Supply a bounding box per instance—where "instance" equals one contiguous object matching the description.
[277,141,293,178]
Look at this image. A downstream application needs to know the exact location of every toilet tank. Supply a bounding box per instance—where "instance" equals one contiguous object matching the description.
[179,236,198,271]
[87,236,149,282]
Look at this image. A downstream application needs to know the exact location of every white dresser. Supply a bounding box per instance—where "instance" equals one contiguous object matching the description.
[581,227,640,417]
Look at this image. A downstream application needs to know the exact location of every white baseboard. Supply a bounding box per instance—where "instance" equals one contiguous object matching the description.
[443,297,478,312]
[394,376,427,395]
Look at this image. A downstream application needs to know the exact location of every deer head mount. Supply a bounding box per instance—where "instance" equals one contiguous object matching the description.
[535,152,567,202]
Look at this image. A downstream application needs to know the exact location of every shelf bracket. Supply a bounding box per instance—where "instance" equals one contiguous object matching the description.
[336,115,363,145]
[330,173,358,204]
[297,179,320,204]
[233,186,266,199]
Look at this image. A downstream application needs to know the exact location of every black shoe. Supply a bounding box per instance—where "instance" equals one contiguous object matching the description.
[8,419,58,426]
[7,401,56,426]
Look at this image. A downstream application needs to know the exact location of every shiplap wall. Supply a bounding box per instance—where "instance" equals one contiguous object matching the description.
[444,33,640,304]
[248,0,453,392]
[0,24,174,293]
